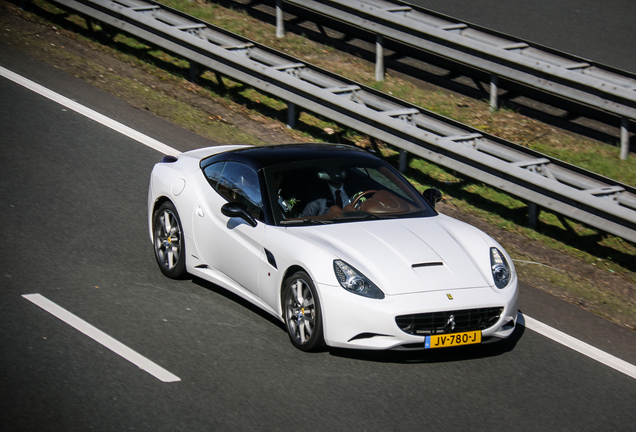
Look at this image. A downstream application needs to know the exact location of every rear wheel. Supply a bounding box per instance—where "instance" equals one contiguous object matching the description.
[153,201,187,279]
[283,271,325,351]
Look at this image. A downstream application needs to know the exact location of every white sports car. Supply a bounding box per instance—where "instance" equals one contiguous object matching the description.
[148,143,519,351]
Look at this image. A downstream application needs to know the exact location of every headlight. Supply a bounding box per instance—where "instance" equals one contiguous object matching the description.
[490,247,511,289]
[333,260,384,299]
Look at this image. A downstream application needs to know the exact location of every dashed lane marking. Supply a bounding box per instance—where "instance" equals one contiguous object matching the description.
[23,294,181,383]
[0,66,180,156]
[519,313,636,380]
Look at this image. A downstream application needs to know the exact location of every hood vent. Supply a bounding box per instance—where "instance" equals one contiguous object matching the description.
[412,262,443,268]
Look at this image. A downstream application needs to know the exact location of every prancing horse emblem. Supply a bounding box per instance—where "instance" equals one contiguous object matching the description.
[446,293,453,300]
[446,314,456,332]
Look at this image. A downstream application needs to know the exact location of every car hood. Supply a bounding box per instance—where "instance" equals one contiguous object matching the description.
[288,215,494,295]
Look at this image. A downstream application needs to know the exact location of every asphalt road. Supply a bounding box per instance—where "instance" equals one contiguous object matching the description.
[413,0,636,73]
[1,44,636,431]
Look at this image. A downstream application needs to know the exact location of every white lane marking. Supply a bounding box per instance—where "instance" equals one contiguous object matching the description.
[518,313,636,380]
[0,65,180,156]
[5,66,636,380]
[23,294,181,383]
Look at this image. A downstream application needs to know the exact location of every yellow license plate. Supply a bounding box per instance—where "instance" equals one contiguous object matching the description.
[425,331,481,349]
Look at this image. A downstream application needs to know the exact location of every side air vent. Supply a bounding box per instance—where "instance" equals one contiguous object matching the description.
[265,249,277,269]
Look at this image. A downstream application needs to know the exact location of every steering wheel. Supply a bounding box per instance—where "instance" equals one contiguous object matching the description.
[351,190,378,209]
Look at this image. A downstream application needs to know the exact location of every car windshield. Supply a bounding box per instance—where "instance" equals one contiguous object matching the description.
[264,157,435,226]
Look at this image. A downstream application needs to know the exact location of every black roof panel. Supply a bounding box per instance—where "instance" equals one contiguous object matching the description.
[201,143,376,170]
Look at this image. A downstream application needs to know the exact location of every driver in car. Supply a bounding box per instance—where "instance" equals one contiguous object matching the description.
[301,169,352,217]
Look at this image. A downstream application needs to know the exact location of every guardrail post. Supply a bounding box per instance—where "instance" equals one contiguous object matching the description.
[489,74,499,112]
[399,149,407,172]
[215,72,226,90]
[98,24,112,44]
[189,62,198,84]
[528,202,538,228]
[620,117,630,160]
[287,102,297,129]
[375,34,384,82]
[83,15,93,31]
[276,0,285,38]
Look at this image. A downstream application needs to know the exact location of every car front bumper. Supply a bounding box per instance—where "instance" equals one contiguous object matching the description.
[318,280,519,350]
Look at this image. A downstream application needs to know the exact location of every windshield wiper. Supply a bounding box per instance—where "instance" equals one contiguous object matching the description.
[279,218,334,225]
[332,213,381,221]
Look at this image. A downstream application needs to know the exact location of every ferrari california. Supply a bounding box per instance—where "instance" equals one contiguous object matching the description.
[148,143,519,351]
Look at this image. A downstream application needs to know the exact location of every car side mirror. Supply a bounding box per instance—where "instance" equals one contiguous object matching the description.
[221,202,258,227]
[423,188,442,209]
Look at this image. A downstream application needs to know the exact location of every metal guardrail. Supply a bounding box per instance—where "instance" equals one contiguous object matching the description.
[44,0,636,243]
[277,0,636,159]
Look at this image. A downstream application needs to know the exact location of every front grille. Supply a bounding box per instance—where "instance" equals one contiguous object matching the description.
[396,307,503,335]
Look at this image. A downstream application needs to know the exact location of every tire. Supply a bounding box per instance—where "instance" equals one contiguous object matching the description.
[153,201,187,279]
[283,271,325,351]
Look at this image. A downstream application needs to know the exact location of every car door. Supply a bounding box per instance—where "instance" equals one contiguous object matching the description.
[193,161,264,298]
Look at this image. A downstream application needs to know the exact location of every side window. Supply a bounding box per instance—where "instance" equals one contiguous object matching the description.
[217,162,263,220]
[203,161,225,188]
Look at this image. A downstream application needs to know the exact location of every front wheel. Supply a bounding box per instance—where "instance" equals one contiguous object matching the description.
[283,271,325,351]
[153,201,187,279]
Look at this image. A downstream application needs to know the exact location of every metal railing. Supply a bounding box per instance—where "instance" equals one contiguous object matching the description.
[42,0,636,243]
[276,0,636,159]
